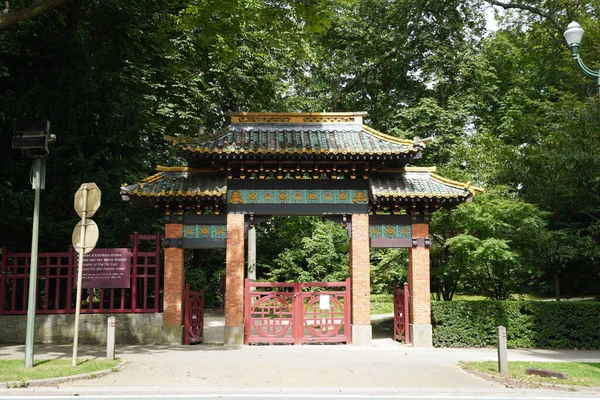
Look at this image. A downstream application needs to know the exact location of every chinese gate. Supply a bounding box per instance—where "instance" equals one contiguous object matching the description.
[244,278,351,345]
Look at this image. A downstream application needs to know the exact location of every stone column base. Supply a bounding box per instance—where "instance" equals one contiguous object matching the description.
[161,326,183,345]
[409,323,433,348]
[351,324,372,346]
[224,325,244,346]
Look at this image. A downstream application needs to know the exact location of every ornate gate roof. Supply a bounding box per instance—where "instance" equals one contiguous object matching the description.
[122,112,482,214]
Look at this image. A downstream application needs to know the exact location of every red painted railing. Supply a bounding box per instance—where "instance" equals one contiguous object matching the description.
[393,282,410,344]
[184,283,204,345]
[0,232,162,315]
[244,279,351,345]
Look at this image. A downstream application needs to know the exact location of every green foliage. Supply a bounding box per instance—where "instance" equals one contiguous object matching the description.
[185,249,226,309]
[432,300,600,349]
[431,189,549,300]
[262,217,350,282]
[370,248,407,294]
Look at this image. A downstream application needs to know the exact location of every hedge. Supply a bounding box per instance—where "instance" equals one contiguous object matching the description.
[431,301,600,349]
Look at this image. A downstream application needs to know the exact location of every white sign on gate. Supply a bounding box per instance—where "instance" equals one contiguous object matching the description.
[319,294,330,310]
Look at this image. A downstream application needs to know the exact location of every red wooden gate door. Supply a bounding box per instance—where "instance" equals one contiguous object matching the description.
[244,279,351,345]
[184,283,204,345]
[393,283,410,344]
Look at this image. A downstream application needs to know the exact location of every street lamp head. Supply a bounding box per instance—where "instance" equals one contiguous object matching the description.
[563,21,584,53]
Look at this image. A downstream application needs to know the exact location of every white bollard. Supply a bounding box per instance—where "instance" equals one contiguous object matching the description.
[497,325,508,375]
[107,316,116,361]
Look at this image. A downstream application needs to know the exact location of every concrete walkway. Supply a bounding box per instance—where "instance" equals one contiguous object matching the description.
[1,314,600,397]
[2,343,600,392]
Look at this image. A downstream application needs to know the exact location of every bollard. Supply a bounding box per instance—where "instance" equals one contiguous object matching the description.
[496,326,508,375]
[107,316,116,361]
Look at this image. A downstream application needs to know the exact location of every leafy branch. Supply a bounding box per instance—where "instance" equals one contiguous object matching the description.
[484,0,566,44]
[0,0,68,30]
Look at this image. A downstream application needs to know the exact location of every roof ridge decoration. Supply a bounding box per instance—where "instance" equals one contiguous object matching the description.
[155,166,221,174]
[429,173,485,195]
[361,125,415,146]
[230,112,368,124]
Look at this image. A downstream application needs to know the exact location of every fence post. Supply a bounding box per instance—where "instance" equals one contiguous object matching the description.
[131,232,138,311]
[403,282,410,345]
[0,247,6,315]
[154,232,161,313]
[184,283,190,345]
[67,246,74,314]
[497,326,508,375]
[243,278,250,345]
[345,278,352,344]
[106,316,116,360]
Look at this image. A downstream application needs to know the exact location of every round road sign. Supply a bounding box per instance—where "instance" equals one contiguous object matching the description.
[72,220,99,254]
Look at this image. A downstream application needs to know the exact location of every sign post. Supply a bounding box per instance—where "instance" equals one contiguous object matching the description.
[72,183,100,366]
[13,120,53,369]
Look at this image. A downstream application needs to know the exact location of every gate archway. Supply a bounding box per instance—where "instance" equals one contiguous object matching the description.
[121,112,482,347]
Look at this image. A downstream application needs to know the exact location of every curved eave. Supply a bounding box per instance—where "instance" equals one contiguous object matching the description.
[370,169,483,203]
[125,189,227,199]
[430,173,484,196]
[120,169,227,201]
[375,192,470,200]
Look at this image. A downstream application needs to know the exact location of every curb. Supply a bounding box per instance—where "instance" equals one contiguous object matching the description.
[1,360,127,389]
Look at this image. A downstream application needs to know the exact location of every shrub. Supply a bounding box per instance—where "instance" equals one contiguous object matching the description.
[432,300,600,349]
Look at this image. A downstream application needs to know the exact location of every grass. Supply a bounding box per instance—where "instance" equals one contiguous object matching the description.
[0,359,120,384]
[371,293,394,314]
[460,361,600,387]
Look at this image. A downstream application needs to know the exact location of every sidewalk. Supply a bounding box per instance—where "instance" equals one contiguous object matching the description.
[1,342,600,394]
[2,313,600,397]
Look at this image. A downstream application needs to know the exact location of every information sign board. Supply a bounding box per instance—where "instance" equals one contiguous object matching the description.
[75,248,131,289]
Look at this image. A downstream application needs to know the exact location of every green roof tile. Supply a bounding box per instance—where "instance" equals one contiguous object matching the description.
[123,172,227,198]
[179,124,418,156]
[370,172,472,199]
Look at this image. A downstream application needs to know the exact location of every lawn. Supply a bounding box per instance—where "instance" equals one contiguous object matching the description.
[0,359,121,384]
[371,293,394,314]
[460,361,600,387]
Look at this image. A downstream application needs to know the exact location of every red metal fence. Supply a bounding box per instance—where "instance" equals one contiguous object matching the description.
[244,278,351,345]
[184,283,204,345]
[0,232,162,315]
[393,283,410,344]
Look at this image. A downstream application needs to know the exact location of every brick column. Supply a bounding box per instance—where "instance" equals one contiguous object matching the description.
[224,213,244,346]
[350,213,371,346]
[408,222,432,347]
[162,223,184,344]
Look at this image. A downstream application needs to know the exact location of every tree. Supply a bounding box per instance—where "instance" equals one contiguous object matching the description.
[0,0,331,250]
[432,189,549,300]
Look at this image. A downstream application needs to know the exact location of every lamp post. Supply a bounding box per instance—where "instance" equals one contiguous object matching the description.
[563,21,600,96]
[12,120,54,368]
